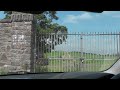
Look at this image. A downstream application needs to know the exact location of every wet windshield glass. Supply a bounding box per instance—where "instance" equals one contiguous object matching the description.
[0,11,119,75]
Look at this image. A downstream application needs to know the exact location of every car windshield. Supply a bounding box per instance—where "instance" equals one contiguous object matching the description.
[0,11,119,75]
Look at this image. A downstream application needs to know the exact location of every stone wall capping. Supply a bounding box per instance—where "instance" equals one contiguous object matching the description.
[0,19,12,23]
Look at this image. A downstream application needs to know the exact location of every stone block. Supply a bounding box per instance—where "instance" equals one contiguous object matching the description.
[24,31,31,36]
[21,46,26,50]
[11,61,21,66]
[4,29,11,33]
[0,37,7,42]
[12,22,24,26]
[25,36,31,41]
[0,46,6,52]
[7,46,11,52]
[12,26,29,30]
[18,50,24,54]
[0,42,5,47]
[10,50,18,53]
[24,22,32,25]
[1,53,8,61]
[0,62,6,67]
[0,23,12,27]
[11,44,22,49]
[21,54,30,61]
[10,53,18,59]
[24,48,31,54]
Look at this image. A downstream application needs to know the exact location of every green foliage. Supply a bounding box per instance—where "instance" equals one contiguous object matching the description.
[35,66,48,72]
[0,68,9,75]
[33,11,68,53]
[4,11,12,19]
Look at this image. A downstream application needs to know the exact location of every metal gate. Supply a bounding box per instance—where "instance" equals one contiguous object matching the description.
[33,32,120,72]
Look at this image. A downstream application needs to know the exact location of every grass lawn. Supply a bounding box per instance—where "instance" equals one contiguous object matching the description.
[45,51,117,59]
[46,59,116,72]
[35,51,118,72]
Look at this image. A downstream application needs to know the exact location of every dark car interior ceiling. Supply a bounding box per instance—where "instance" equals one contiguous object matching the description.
[17,11,103,14]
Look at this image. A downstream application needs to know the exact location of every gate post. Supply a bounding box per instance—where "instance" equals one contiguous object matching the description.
[30,16,37,73]
[80,32,84,71]
[118,32,120,58]
[11,11,34,73]
[80,32,84,62]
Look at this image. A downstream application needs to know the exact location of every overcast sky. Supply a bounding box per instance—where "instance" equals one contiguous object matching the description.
[53,11,120,33]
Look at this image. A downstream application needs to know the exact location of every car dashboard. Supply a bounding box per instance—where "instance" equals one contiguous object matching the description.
[0,72,116,79]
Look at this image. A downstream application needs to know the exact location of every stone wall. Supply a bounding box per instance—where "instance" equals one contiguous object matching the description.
[0,12,34,73]
[0,21,12,69]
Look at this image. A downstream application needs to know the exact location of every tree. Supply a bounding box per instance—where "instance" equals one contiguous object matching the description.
[4,11,12,19]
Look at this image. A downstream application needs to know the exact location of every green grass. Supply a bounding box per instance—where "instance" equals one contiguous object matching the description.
[0,68,9,75]
[35,51,118,72]
[45,59,116,72]
[45,51,117,59]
